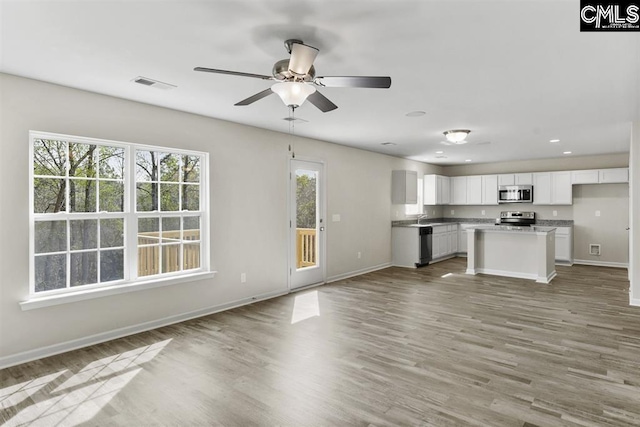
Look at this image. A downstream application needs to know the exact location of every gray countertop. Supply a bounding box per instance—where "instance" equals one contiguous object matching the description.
[392,217,573,228]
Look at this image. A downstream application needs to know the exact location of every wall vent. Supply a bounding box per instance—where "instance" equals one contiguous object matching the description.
[132,76,176,90]
[589,244,601,256]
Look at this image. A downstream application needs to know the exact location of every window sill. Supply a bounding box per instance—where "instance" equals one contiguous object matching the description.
[20,271,217,311]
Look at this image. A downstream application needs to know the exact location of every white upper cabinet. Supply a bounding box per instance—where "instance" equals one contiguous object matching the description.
[481,175,498,205]
[571,169,600,184]
[466,176,482,205]
[498,174,515,186]
[424,174,450,205]
[533,173,552,205]
[451,176,467,205]
[551,171,572,204]
[514,173,533,185]
[391,170,418,204]
[571,168,628,184]
[599,168,629,183]
[533,171,572,205]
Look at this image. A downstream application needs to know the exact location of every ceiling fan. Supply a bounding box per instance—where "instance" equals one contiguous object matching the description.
[194,39,391,112]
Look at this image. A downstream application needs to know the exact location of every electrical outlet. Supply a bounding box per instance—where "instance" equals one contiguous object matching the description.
[332,214,341,222]
[432,210,436,215]
[553,210,557,217]
[595,210,601,217]
[451,209,455,215]
[481,210,485,216]
[357,251,361,259]
[240,273,247,283]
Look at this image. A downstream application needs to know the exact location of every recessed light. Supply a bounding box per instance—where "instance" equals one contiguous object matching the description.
[465,159,472,162]
[381,142,397,146]
[550,139,560,143]
[563,151,572,155]
[405,111,426,117]
[435,150,444,154]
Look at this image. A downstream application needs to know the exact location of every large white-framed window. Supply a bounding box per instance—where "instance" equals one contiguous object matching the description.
[29,131,210,298]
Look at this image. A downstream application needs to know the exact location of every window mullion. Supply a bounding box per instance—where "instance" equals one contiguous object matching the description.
[127,145,138,282]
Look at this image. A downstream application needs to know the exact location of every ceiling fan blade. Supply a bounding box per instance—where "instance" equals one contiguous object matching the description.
[314,76,392,88]
[234,88,274,106]
[194,67,273,80]
[307,90,338,113]
[289,43,319,76]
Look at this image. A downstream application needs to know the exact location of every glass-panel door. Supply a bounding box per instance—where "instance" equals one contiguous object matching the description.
[290,159,325,289]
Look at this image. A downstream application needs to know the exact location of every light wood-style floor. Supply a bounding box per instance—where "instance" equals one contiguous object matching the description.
[2,258,640,426]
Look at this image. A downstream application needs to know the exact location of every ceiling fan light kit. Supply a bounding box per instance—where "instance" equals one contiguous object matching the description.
[271,82,316,107]
[443,129,471,144]
[194,39,391,112]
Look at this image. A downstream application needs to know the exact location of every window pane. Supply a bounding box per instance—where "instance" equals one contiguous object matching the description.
[160,153,180,182]
[68,143,97,178]
[182,184,199,211]
[162,245,180,273]
[182,155,200,183]
[99,146,125,179]
[70,251,97,287]
[35,254,66,292]
[34,178,66,213]
[136,150,157,181]
[138,245,159,277]
[70,220,97,250]
[183,217,200,241]
[101,219,124,248]
[183,243,200,270]
[35,221,67,253]
[70,179,97,212]
[99,180,124,212]
[34,139,66,177]
[161,217,180,243]
[138,218,159,245]
[160,184,179,211]
[136,182,158,211]
[100,249,124,282]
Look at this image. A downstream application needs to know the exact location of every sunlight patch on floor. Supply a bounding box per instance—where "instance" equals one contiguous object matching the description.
[291,290,320,324]
[441,273,454,278]
[2,339,171,426]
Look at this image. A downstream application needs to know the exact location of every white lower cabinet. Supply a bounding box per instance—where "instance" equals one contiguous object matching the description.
[432,224,458,261]
[554,226,573,264]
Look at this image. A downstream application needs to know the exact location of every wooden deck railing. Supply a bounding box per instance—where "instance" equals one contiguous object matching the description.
[296,228,317,269]
[138,229,200,276]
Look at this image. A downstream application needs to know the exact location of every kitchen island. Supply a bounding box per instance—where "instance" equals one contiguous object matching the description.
[466,225,556,283]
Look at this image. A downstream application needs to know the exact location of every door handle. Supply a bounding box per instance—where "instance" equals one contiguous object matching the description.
[320,227,325,231]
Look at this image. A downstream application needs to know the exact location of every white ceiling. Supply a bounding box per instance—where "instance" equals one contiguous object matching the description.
[1,0,638,165]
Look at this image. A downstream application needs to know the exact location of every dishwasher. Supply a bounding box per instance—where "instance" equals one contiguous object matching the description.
[417,226,433,267]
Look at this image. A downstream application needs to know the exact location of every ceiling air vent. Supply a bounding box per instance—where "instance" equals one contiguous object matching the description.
[132,76,176,90]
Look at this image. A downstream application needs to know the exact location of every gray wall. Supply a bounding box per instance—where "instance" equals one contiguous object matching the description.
[631,121,639,305]
[0,73,441,360]
[444,154,629,176]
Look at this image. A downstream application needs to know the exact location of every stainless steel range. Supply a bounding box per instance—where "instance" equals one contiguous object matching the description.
[500,211,536,227]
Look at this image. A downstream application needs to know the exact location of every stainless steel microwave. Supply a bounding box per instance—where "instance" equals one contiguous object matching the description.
[498,185,533,203]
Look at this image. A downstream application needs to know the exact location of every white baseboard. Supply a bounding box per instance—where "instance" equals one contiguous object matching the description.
[630,297,640,307]
[573,259,629,269]
[0,289,288,370]
[474,268,539,282]
[327,262,392,283]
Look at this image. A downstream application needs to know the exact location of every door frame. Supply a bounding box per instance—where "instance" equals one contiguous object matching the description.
[287,156,327,291]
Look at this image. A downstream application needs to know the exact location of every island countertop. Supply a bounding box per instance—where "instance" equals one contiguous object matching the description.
[469,225,556,234]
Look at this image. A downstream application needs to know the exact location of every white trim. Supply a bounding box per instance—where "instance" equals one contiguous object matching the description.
[3,287,286,370]
[20,271,217,310]
[573,259,629,269]
[327,262,392,283]
[630,297,640,307]
[468,268,554,283]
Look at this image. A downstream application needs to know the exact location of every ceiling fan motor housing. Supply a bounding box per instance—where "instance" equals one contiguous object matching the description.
[272,59,316,82]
